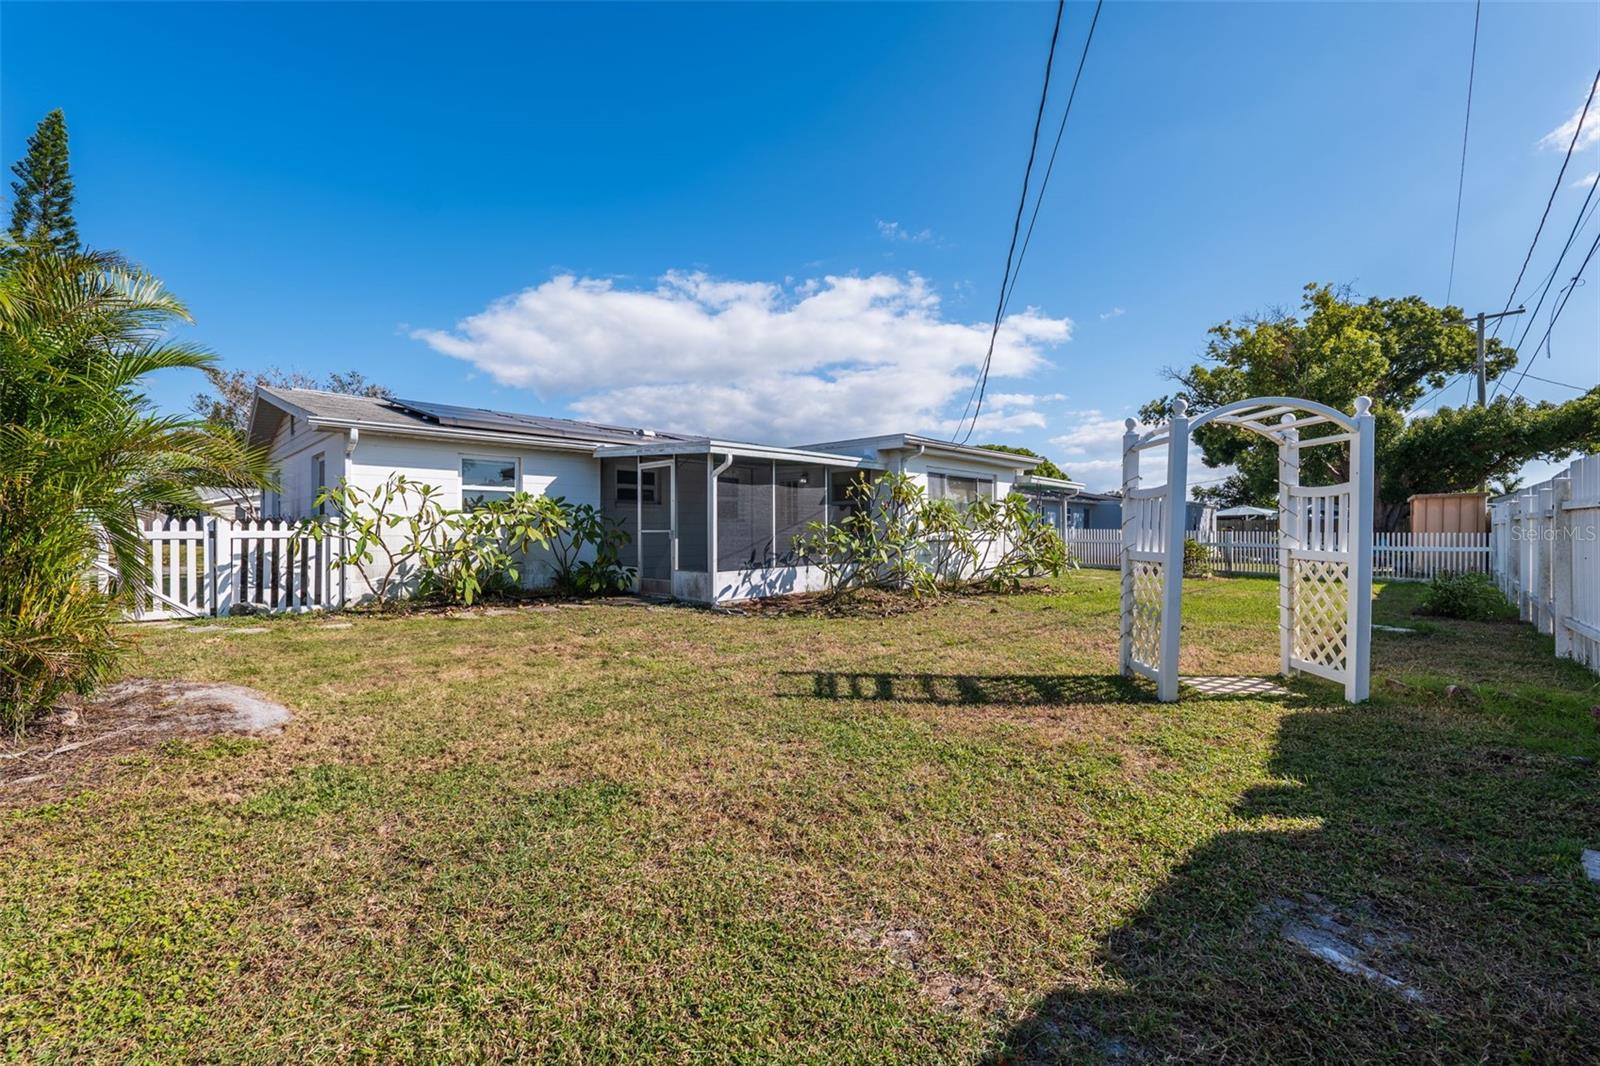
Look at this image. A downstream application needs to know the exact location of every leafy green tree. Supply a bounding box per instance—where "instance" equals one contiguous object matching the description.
[1382,390,1600,516]
[0,249,272,731]
[1141,283,1532,524]
[979,443,1069,481]
[7,110,78,253]
[192,366,392,436]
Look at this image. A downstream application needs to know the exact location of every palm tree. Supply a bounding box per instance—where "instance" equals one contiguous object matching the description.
[0,248,272,732]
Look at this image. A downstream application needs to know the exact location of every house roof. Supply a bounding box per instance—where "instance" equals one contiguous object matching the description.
[592,438,880,468]
[799,433,1042,470]
[1015,473,1085,496]
[1217,505,1276,518]
[248,387,699,451]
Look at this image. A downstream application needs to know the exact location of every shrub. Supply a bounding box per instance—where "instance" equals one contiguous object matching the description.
[1183,538,1213,578]
[545,500,634,595]
[1418,571,1517,622]
[795,472,1067,599]
[415,492,566,606]
[311,479,630,607]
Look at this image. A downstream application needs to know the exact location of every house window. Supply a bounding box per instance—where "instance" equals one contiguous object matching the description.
[616,467,657,504]
[928,472,993,508]
[461,456,517,509]
[311,452,327,515]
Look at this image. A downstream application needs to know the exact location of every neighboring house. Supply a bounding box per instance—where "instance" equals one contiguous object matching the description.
[1047,486,1214,536]
[245,388,1041,604]
[1216,504,1277,533]
[1014,473,1086,539]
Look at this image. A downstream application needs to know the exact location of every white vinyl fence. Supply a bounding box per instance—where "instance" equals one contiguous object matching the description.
[103,517,344,620]
[1490,453,1600,673]
[1064,528,1490,581]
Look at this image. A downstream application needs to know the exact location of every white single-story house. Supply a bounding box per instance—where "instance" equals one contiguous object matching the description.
[246,387,1044,604]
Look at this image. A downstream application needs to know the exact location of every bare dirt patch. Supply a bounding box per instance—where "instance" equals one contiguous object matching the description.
[0,679,293,806]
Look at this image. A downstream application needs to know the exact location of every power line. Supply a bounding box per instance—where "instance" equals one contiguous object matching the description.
[1517,370,1590,393]
[1445,0,1482,306]
[1493,170,1600,399]
[954,0,1066,444]
[1505,228,1600,401]
[1490,65,1599,337]
[999,0,1105,320]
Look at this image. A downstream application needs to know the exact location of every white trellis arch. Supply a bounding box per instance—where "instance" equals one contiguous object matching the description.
[1119,395,1376,703]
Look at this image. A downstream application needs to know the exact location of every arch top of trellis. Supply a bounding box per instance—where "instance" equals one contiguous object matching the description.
[1131,395,1369,451]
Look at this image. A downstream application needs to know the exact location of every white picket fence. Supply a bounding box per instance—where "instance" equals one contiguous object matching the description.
[104,517,344,620]
[1063,528,1490,581]
[1490,453,1600,674]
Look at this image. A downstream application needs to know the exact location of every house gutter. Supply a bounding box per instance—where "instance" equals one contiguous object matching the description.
[303,416,602,454]
[708,452,734,597]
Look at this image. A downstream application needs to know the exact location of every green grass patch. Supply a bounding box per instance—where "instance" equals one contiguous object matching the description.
[2,572,1596,1061]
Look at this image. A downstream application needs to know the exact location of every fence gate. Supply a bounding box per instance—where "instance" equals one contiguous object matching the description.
[101,516,342,620]
[1120,396,1375,703]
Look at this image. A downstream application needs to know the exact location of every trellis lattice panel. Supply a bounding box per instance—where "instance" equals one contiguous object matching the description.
[1130,559,1165,674]
[1290,556,1351,682]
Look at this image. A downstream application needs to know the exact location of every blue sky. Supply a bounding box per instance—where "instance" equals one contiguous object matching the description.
[4,1,1597,489]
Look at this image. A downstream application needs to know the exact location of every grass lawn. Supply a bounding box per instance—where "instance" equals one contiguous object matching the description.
[3,571,1598,1062]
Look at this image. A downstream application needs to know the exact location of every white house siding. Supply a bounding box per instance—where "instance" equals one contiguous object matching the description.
[263,419,347,519]
[295,432,605,601]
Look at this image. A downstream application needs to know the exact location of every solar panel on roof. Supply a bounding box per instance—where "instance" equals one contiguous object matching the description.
[391,398,698,444]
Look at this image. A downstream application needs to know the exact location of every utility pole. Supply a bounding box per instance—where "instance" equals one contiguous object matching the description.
[1447,306,1524,405]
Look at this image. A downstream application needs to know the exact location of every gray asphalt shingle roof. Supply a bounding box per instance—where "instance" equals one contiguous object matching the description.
[256,387,701,446]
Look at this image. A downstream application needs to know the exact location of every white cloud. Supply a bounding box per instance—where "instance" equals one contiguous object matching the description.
[876,219,936,244]
[1538,76,1600,152]
[1049,409,1235,492]
[1099,306,1126,320]
[1573,171,1599,189]
[413,271,1072,444]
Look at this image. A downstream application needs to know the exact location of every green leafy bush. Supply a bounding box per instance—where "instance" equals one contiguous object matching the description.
[311,478,629,607]
[1183,538,1213,578]
[545,500,634,595]
[794,472,1067,599]
[1418,571,1516,622]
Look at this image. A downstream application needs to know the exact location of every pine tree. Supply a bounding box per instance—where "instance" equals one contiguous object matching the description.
[8,110,79,253]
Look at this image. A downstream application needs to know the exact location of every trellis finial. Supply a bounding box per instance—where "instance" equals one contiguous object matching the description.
[1354,395,1372,415]
[1124,417,1138,431]
[1172,397,1188,417]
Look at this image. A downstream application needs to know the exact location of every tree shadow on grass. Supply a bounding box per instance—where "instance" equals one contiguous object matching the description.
[983,702,1600,1063]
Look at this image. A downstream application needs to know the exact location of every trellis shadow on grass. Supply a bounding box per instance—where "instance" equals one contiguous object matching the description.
[778,672,1151,706]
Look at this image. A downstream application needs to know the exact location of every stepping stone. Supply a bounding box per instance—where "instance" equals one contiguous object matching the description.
[315,622,354,629]
[1374,624,1419,633]
[1583,850,1600,883]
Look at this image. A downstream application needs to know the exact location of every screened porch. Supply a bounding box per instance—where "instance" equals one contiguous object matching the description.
[595,442,881,603]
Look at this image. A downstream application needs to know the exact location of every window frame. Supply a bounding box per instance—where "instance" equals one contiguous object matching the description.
[616,466,658,505]
[460,454,519,510]
[311,452,328,516]
[926,469,995,509]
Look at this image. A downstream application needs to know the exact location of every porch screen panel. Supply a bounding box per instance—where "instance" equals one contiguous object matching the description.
[774,463,827,564]
[717,460,774,570]
[676,457,709,572]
